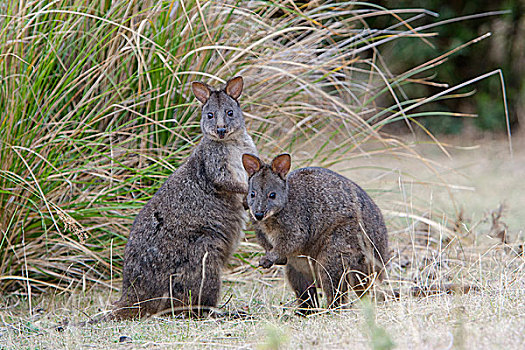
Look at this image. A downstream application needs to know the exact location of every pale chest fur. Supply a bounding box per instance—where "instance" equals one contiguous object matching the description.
[227,132,257,186]
[225,131,257,230]
[259,218,285,248]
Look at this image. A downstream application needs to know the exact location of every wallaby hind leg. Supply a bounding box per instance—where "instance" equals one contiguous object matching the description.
[318,266,346,309]
[348,269,374,299]
[346,252,382,299]
[190,278,221,318]
[180,253,222,318]
[286,257,318,314]
[318,252,361,309]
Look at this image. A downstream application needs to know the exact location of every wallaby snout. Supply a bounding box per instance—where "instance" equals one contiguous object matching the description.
[216,127,227,139]
[254,211,265,221]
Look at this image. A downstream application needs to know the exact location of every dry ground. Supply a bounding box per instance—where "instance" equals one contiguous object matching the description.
[1,134,524,349]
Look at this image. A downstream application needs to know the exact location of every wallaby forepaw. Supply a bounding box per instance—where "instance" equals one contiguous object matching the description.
[259,256,274,269]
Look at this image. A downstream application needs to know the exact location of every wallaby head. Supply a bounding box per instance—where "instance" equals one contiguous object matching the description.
[191,76,246,141]
[242,153,291,221]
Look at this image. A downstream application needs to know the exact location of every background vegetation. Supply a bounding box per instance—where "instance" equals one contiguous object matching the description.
[0,1,522,348]
[376,0,523,133]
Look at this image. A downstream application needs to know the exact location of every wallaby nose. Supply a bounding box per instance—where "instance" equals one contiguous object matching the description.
[254,212,264,221]
[217,127,227,139]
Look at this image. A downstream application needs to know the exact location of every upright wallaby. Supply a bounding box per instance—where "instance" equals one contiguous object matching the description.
[242,153,388,312]
[112,76,257,319]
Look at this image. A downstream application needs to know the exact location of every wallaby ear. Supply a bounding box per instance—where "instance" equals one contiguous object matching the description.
[271,153,291,179]
[242,153,261,177]
[191,81,211,104]
[225,76,243,100]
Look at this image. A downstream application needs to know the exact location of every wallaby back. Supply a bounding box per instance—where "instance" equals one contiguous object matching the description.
[243,153,388,311]
[113,77,257,319]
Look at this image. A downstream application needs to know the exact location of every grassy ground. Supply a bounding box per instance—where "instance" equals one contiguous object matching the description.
[1,134,523,349]
[418,133,524,234]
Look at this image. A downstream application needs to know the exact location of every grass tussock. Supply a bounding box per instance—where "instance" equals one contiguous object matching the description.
[1,5,522,346]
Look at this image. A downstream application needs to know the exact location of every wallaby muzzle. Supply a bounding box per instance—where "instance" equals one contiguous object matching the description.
[254,211,265,221]
[217,127,227,139]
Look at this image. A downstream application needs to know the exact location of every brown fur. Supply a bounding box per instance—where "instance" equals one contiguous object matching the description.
[243,153,388,312]
[112,77,257,319]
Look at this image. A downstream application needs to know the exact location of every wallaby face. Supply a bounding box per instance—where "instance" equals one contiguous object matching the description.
[192,76,245,141]
[242,153,291,221]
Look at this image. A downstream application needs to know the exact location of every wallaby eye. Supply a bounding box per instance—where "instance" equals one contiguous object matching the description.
[268,192,276,199]
[207,112,214,119]
[227,110,233,117]
[250,191,256,198]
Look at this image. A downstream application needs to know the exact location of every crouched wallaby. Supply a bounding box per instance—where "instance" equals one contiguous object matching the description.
[112,77,257,319]
[242,153,388,312]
